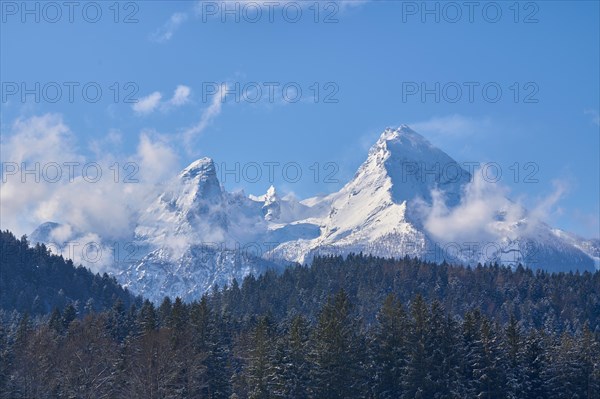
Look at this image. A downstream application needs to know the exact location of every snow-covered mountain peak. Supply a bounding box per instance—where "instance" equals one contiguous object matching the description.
[251,185,278,203]
[180,157,216,179]
[376,125,447,166]
[262,185,281,221]
[135,157,228,247]
[348,126,471,208]
[179,157,220,193]
[378,125,432,147]
[176,158,223,205]
[30,221,62,242]
[265,185,277,199]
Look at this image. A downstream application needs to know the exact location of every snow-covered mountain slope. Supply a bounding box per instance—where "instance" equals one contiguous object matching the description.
[135,158,231,247]
[271,126,472,264]
[31,125,598,301]
[268,127,581,269]
[551,229,600,270]
[119,244,281,303]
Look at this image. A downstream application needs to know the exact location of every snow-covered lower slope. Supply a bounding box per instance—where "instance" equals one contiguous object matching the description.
[119,244,281,303]
[551,229,600,270]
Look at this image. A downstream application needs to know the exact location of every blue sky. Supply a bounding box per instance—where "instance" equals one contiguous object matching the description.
[1,0,599,238]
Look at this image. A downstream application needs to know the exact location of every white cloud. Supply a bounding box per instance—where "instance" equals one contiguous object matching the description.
[0,114,84,236]
[49,224,74,243]
[2,113,80,164]
[132,91,162,115]
[183,84,226,145]
[136,131,180,183]
[89,129,123,157]
[151,12,188,43]
[0,113,184,273]
[416,173,571,248]
[528,179,568,225]
[168,85,191,106]
[417,173,523,244]
[133,86,192,115]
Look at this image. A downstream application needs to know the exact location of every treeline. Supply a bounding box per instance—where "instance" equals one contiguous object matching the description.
[216,254,600,333]
[1,291,599,398]
[0,230,140,314]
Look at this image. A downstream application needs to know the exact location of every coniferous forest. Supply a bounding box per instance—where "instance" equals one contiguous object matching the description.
[1,232,600,398]
[0,231,139,315]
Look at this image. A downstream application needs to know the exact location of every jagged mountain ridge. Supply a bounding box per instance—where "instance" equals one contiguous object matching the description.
[30,126,599,301]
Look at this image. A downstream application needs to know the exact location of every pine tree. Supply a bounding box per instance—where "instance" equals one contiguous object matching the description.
[158,296,173,328]
[504,314,523,399]
[272,315,311,398]
[0,319,13,398]
[14,313,31,350]
[460,309,484,397]
[61,303,77,331]
[245,316,275,399]
[521,330,547,399]
[137,299,158,335]
[426,300,461,398]
[205,310,232,399]
[170,297,188,343]
[310,290,364,399]
[402,294,429,398]
[473,318,506,398]
[370,293,407,398]
[108,299,127,341]
[580,323,600,399]
[547,325,600,399]
[48,308,63,335]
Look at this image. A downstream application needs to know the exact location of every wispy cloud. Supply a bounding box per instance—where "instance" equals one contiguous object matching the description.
[584,109,600,127]
[132,85,192,115]
[183,84,226,146]
[336,0,371,11]
[168,85,191,107]
[528,179,568,224]
[151,12,188,43]
[152,1,370,43]
[133,92,162,115]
